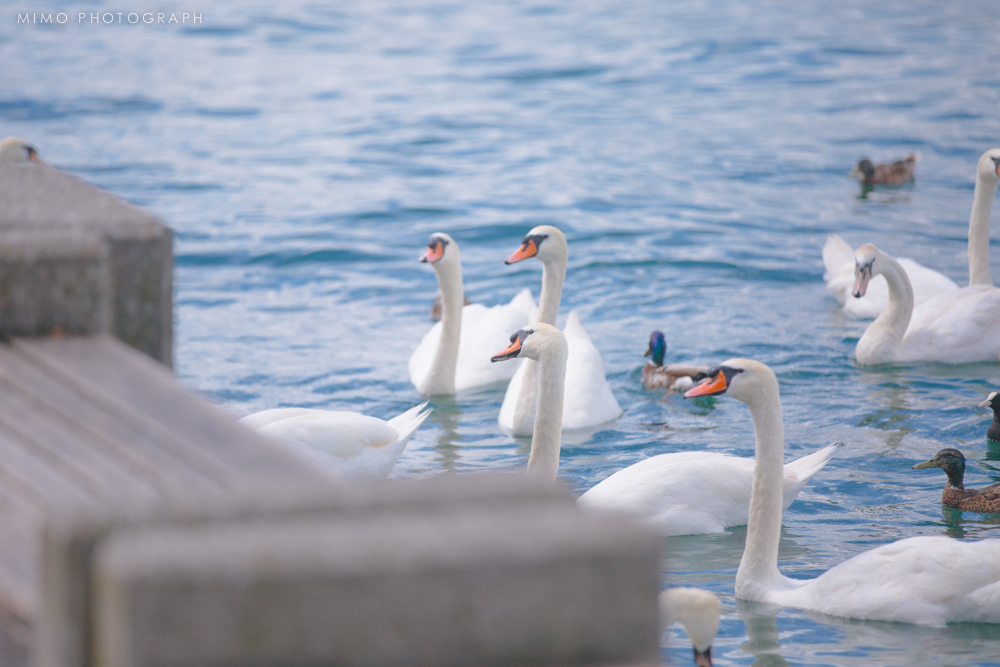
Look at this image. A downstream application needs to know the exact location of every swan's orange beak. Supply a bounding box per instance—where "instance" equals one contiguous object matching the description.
[420,241,444,263]
[27,147,47,166]
[505,238,538,265]
[491,337,522,362]
[684,370,728,398]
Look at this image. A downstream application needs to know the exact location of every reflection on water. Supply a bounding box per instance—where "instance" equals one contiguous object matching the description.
[736,600,790,667]
[426,395,464,471]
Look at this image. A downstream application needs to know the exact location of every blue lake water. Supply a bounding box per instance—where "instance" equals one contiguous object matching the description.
[4,1,1000,664]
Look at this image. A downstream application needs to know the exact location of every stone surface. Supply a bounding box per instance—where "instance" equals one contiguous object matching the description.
[0,164,172,365]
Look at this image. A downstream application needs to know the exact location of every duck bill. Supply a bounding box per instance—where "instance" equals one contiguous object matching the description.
[505,238,537,265]
[912,458,938,469]
[848,166,860,178]
[684,371,728,398]
[644,344,652,357]
[694,646,712,667]
[980,398,992,408]
[491,339,521,362]
[420,243,444,263]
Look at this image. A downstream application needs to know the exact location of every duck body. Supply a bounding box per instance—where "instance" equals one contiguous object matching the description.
[642,331,709,393]
[684,359,1000,626]
[984,391,1000,442]
[822,234,957,319]
[851,154,917,186]
[913,448,1000,513]
[240,402,431,481]
[577,445,837,536]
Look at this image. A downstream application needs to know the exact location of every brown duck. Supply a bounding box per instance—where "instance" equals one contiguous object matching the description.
[850,154,917,186]
[913,448,1000,513]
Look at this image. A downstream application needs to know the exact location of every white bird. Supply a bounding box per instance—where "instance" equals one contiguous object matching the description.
[660,588,721,667]
[498,225,622,434]
[685,359,1000,627]
[967,147,1000,287]
[409,232,536,395]
[0,136,45,164]
[493,325,835,536]
[239,402,431,482]
[852,243,1000,365]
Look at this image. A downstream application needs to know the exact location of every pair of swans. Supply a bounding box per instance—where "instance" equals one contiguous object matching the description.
[489,325,835,536]
[410,226,621,433]
[824,147,1000,318]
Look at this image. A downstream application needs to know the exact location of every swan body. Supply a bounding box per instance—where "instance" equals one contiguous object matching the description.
[577,445,836,536]
[823,234,957,318]
[684,359,1000,626]
[852,244,1000,365]
[498,226,622,434]
[409,233,536,395]
[642,331,709,393]
[240,402,431,481]
[659,588,720,667]
[0,137,44,164]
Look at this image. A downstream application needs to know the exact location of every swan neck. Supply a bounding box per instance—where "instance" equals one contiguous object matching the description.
[526,345,566,482]
[857,253,913,364]
[537,257,566,326]
[425,259,463,394]
[968,173,996,286]
[736,383,785,596]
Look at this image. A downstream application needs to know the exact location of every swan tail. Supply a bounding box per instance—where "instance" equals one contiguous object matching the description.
[822,234,854,282]
[509,287,538,316]
[563,310,591,341]
[388,401,433,444]
[786,443,839,484]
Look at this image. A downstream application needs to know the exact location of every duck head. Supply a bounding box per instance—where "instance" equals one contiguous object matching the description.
[912,448,966,489]
[504,224,568,266]
[849,158,875,180]
[981,391,1000,414]
[645,331,667,366]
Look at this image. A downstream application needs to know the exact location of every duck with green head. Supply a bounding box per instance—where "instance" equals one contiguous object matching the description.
[913,448,1000,513]
[641,331,708,394]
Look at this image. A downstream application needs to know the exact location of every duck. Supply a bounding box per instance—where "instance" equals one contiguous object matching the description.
[409,233,536,395]
[912,448,1000,513]
[660,588,720,667]
[642,331,709,393]
[240,402,431,482]
[0,137,45,164]
[849,154,917,186]
[493,324,836,535]
[684,359,1000,626]
[498,225,622,434]
[983,391,1000,442]
[822,234,957,319]
[852,243,1000,365]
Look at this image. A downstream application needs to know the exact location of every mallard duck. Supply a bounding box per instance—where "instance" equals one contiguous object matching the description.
[982,391,1000,442]
[850,154,917,186]
[913,448,1000,513]
[642,331,709,393]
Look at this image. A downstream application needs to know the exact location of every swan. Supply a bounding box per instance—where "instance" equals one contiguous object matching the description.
[239,402,431,482]
[967,148,1000,286]
[983,391,1000,442]
[409,233,536,395]
[642,331,709,393]
[0,137,44,164]
[493,323,835,536]
[659,588,720,667]
[849,154,917,186]
[852,243,1000,365]
[498,225,622,434]
[822,234,957,319]
[684,359,1000,626]
[913,448,1000,513]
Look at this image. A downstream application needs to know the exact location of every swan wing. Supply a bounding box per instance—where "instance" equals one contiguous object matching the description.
[901,285,1000,363]
[453,289,536,391]
[561,311,623,429]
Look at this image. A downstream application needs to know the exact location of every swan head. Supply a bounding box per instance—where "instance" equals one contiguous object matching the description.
[0,137,44,164]
[659,588,720,667]
[977,148,1000,182]
[851,243,882,298]
[683,358,777,407]
[490,322,566,363]
[849,158,875,180]
[504,225,568,266]
[981,390,999,413]
[645,331,667,366]
[419,232,459,266]
[913,448,966,489]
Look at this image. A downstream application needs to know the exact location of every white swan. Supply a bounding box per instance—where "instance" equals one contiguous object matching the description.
[498,225,622,434]
[493,324,835,536]
[0,137,45,164]
[409,233,536,395]
[822,234,957,318]
[967,147,1000,286]
[852,243,1000,365]
[685,359,1000,626]
[660,588,720,667]
[240,402,431,482]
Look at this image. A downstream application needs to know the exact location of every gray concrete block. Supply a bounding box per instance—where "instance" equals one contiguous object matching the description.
[91,502,660,667]
[0,164,172,365]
